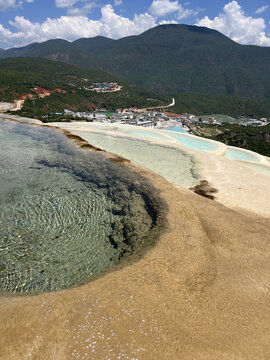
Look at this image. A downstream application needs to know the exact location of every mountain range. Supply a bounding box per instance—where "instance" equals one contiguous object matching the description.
[1,24,270,102]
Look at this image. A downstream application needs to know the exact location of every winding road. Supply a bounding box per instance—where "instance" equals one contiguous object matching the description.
[137,97,175,112]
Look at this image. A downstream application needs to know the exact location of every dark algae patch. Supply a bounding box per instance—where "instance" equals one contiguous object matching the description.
[190,180,218,200]
[0,119,167,293]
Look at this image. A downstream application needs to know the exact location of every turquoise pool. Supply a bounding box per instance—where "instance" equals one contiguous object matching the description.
[73,130,199,189]
[164,126,188,133]
[57,123,220,152]
[224,147,261,162]
[167,132,219,151]
[121,128,172,141]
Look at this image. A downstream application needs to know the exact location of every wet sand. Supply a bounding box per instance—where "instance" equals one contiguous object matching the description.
[1,120,270,359]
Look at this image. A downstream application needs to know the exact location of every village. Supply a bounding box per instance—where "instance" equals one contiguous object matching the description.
[63,107,193,131]
[63,106,270,131]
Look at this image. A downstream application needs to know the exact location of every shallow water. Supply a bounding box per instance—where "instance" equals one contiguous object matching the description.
[121,128,172,141]
[225,147,261,162]
[72,131,199,188]
[163,126,188,133]
[166,132,219,151]
[0,120,165,293]
[241,162,270,176]
[0,114,39,124]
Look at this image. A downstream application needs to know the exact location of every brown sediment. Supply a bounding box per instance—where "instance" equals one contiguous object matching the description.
[1,118,270,359]
[109,155,131,166]
[58,129,105,152]
[0,115,42,126]
[190,180,218,200]
[55,128,132,166]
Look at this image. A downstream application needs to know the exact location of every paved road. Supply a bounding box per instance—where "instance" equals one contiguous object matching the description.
[138,97,175,112]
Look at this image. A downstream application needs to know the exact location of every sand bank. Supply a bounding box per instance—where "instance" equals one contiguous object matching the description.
[1,119,270,359]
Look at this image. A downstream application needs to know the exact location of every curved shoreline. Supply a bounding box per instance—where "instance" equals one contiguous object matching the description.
[48,120,270,218]
[0,118,169,295]
[1,117,270,359]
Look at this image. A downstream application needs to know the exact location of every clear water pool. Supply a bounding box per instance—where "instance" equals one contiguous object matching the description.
[0,120,165,293]
[167,132,219,151]
[121,128,172,141]
[242,163,270,176]
[163,126,188,133]
[73,130,199,189]
[224,147,261,162]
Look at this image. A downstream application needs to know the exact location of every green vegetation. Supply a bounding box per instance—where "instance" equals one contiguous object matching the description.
[1,55,270,124]
[0,57,115,102]
[0,57,168,119]
[170,93,270,118]
[19,86,168,120]
[197,123,270,157]
[2,25,270,101]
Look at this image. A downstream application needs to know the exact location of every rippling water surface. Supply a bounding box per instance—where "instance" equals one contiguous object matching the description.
[0,120,165,293]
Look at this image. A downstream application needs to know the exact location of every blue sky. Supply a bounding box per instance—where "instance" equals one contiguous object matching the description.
[0,0,269,49]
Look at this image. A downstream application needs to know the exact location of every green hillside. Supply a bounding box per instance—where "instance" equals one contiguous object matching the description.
[0,57,119,102]
[1,25,270,101]
[1,57,270,120]
[200,123,270,157]
[0,57,169,118]
[170,93,270,118]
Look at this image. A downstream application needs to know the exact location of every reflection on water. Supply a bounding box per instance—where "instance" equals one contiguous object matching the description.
[0,120,166,293]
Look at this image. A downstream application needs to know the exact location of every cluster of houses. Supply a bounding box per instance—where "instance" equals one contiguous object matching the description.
[186,115,270,127]
[86,82,122,92]
[66,82,122,93]
[63,108,270,130]
[63,108,193,130]
[238,117,270,126]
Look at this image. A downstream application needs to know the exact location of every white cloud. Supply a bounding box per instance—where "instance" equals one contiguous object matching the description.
[67,2,97,16]
[0,0,16,11]
[149,0,199,20]
[55,0,97,16]
[0,4,156,48]
[100,4,156,39]
[114,0,122,6]
[159,19,178,25]
[196,1,270,46]
[0,0,34,11]
[255,5,268,15]
[176,4,198,20]
[150,0,179,18]
[55,0,78,8]
[2,0,269,49]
